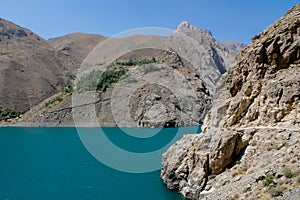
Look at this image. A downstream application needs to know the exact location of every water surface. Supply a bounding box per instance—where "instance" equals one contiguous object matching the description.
[0,126,200,200]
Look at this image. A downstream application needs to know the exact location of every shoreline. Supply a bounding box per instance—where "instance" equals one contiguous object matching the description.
[0,122,115,128]
[0,121,202,128]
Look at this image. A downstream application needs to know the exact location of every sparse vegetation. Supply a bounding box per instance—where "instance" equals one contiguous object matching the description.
[76,67,127,92]
[96,62,106,66]
[0,108,29,121]
[76,70,104,92]
[64,84,73,94]
[125,76,138,83]
[45,96,63,107]
[263,174,274,187]
[76,58,157,92]
[283,167,294,178]
[267,186,286,197]
[297,176,300,184]
[117,57,156,66]
[141,64,160,74]
[44,84,73,108]
[56,96,63,102]
[96,66,127,92]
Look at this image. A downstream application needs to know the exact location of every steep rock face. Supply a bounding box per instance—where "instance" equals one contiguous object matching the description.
[161,4,300,199]
[174,21,245,93]
[204,4,300,130]
[176,21,245,71]
[125,50,212,127]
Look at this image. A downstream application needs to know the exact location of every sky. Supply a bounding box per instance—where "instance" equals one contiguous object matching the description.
[0,0,298,44]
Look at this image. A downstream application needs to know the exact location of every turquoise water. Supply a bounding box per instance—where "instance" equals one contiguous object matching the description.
[0,126,200,200]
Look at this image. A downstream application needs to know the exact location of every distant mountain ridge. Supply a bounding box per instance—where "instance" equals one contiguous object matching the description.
[48,33,106,63]
[0,19,245,126]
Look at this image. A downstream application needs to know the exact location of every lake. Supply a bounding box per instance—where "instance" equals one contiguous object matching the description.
[0,126,201,200]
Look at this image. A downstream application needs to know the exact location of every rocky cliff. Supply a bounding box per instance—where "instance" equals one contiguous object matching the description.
[161,4,300,199]
[16,22,244,127]
[176,21,245,72]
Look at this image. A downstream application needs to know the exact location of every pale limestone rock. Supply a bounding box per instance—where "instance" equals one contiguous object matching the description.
[161,4,300,199]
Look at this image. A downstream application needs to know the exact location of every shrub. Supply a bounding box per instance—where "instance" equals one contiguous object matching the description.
[117,59,134,66]
[268,186,286,197]
[97,67,127,92]
[0,108,29,121]
[263,174,274,187]
[75,67,127,92]
[0,109,17,120]
[283,167,294,178]
[45,96,64,107]
[45,101,52,107]
[64,84,73,94]
[76,70,104,92]
[55,96,63,102]
[117,57,156,66]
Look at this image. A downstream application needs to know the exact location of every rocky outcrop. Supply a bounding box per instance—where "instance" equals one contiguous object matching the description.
[161,4,300,199]
[204,3,300,130]
[161,128,252,199]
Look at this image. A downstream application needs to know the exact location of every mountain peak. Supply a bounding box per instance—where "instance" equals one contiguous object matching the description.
[175,21,212,38]
[176,21,198,31]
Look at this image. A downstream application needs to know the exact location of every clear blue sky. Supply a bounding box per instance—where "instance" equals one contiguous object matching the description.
[1,0,298,43]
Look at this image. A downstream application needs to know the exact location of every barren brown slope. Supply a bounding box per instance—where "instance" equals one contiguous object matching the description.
[0,19,77,111]
[48,32,106,64]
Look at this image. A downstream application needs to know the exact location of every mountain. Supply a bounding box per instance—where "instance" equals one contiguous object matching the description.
[175,21,245,71]
[16,21,245,127]
[161,4,300,199]
[48,32,106,64]
[172,21,245,93]
[0,18,77,111]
